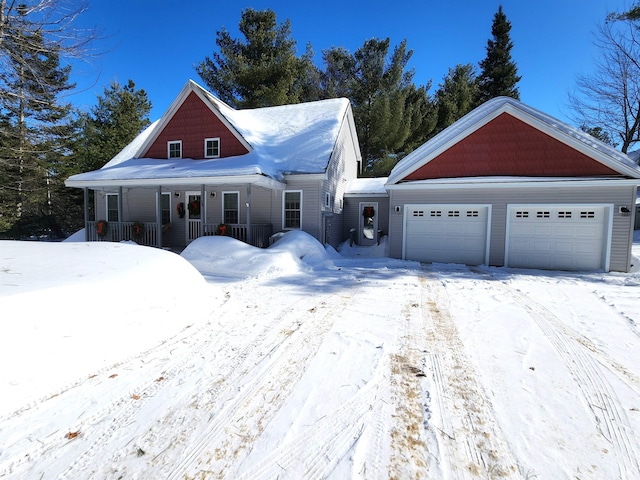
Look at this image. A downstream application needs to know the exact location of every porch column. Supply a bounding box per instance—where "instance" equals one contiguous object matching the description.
[246,184,252,245]
[156,186,163,248]
[201,184,206,236]
[117,186,123,239]
[83,188,89,241]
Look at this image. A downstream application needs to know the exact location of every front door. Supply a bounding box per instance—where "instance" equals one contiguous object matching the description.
[359,202,378,246]
[185,192,202,243]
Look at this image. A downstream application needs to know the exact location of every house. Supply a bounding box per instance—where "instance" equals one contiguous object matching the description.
[346,96,640,272]
[65,80,361,249]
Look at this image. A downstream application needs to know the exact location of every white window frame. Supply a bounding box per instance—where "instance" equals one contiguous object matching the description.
[168,140,182,159]
[222,191,240,224]
[106,193,119,222]
[204,137,221,158]
[324,191,332,210]
[283,190,303,230]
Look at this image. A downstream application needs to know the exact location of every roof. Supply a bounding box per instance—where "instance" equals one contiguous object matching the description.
[345,177,389,196]
[387,96,640,185]
[66,80,352,189]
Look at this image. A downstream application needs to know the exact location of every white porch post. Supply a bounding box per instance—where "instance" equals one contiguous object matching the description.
[83,188,89,241]
[156,186,162,247]
[201,184,206,236]
[117,186,123,239]
[246,184,252,245]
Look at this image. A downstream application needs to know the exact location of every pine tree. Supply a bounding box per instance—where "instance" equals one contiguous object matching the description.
[435,64,479,133]
[196,8,316,108]
[477,5,521,104]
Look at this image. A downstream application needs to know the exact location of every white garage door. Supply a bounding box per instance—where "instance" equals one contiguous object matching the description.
[404,205,490,265]
[506,205,609,271]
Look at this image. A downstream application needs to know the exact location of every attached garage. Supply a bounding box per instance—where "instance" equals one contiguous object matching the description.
[384,96,640,272]
[404,204,490,265]
[505,205,611,271]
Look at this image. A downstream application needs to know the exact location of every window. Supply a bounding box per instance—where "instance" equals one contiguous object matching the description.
[168,141,182,159]
[106,193,119,222]
[161,193,171,225]
[283,191,302,229]
[223,191,239,224]
[205,138,220,158]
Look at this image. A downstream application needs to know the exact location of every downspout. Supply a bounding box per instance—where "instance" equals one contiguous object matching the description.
[246,184,252,245]
[84,188,89,241]
[156,186,162,248]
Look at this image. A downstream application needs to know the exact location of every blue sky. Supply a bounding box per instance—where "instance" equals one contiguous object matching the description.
[70,0,632,126]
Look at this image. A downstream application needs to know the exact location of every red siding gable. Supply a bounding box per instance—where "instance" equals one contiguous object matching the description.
[141,92,249,159]
[404,113,619,181]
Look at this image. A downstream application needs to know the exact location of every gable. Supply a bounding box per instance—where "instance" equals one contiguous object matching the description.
[403,112,620,181]
[141,91,249,159]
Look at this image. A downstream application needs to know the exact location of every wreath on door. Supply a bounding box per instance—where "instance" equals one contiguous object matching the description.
[177,202,185,218]
[188,199,201,216]
[362,206,375,218]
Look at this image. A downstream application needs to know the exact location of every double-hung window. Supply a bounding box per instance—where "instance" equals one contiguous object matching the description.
[283,191,302,229]
[205,138,220,158]
[168,140,182,159]
[106,193,119,222]
[223,191,239,224]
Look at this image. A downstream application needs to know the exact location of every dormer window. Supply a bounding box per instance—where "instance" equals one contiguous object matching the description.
[168,140,182,159]
[205,138,220,158]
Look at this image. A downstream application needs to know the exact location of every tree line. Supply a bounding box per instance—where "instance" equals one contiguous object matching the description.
[197,6,521,175]
[1,1,639,239]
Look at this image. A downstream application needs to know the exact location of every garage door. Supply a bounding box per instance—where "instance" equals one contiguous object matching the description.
[506,205,609,271]
[404,205,490,265]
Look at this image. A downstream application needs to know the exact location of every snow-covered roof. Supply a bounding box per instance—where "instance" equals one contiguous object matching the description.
[387,96,640,185]
[345,177,389,196]
[67,80,351,189]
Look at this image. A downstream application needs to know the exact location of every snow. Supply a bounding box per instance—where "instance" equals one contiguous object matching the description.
[1,231,640,478]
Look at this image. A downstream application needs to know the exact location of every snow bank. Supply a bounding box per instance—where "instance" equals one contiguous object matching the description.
[0,241,217,414]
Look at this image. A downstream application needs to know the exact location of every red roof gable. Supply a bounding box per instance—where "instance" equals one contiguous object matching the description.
[141,91,249,159]
[404,113,619,181]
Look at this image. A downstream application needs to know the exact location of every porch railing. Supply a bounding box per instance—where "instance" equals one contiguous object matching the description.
[87,221,158,246]
[203,223,273,248]
[86,221,272,248]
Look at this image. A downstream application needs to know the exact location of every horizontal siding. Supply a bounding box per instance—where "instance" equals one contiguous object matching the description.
[276,179,322,241]
[343,196,390,242]
[389,183,636,272]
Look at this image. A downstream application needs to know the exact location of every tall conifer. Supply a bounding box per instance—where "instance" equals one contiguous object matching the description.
[477,5,521,103]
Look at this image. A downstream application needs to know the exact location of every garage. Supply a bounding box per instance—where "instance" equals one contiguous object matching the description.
[404,204,490,265]
[506,205,611,271]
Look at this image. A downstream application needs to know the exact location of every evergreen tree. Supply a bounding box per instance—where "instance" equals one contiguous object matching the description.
[435,64,479,133]
[78,80,152,172]
[196,8,316,108]
[477,5,521,103]
[0,13,75,237]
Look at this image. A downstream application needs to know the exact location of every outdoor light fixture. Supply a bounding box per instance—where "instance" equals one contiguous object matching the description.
[210,191,216,198]
[174,192,180,197]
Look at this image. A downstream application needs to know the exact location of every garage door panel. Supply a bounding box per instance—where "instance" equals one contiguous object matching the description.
[405,205,489,265]
[507,205,608,271]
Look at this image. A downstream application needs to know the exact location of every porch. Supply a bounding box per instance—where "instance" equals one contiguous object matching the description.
[86,221,273,248]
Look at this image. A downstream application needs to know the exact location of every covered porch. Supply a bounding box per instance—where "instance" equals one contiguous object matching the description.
[69,173,285,250]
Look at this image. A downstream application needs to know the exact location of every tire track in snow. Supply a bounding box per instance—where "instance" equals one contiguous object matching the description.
[419,270,520,479]
[234,354,390,480]
[2,286,322,479]
[494,281,640,479]
[163,289,358,479]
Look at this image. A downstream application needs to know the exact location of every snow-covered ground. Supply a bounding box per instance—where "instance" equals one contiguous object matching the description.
[1,231,639,479]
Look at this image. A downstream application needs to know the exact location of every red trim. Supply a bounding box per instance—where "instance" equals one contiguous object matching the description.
[404,113,619,181]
